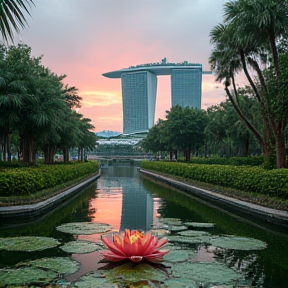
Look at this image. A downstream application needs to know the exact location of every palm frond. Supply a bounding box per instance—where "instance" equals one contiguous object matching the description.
[0,0,34,43]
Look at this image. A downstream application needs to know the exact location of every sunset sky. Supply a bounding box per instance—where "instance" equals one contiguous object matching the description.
[16,0,235,132]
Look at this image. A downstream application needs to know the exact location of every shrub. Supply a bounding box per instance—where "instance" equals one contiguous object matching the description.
[0,161,99,196]
[141,161,288,199]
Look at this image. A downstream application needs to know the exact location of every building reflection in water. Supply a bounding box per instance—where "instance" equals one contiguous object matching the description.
[120,179,153,231]
[88,165,154,232]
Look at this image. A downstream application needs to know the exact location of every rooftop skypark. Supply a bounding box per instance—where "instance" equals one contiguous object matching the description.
[129,58,202,69]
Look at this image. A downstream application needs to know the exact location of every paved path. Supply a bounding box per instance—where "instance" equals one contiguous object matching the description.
[140,169,288,228]
[0,173,100,220]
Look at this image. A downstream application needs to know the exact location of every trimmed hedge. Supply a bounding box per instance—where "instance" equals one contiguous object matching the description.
[141,161,288,199]
[187,156,264,166]
[0,161,99,196]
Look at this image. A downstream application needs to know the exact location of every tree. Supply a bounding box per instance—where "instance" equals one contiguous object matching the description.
[0,44,97,164]
[205,94,262,157]
[166,106,208,162]
[0,0,34,43]
[141,119,168,154]
[210,0,288,168]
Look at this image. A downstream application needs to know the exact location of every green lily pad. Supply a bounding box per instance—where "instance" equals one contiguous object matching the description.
[210,236,267,250]
[158,218,183,226]
[169,225,188,232]
[171,262,241,286]
[150,229,170,237]
[184,222,215,228]
[164,279,198,288]
[56,222,112,235]
[27,257,80,274]
[163,243,183,251]
[0,236,60,252]
[60,240,102,254]
[105,262,168,283]
[73,272,116,288]
[168,235,211,245]
[0,267,57,285]
[177,230,210,237]
[163,249,196,262]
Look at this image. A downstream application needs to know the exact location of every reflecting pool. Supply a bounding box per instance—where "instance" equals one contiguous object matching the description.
[0,163,288,287]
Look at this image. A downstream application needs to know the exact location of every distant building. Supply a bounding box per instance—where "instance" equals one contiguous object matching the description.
[121,71,157,135]
[103,59,211,135]
[171,68,202,109]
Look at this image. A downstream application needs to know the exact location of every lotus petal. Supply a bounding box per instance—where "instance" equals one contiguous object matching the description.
[100,229,169,263]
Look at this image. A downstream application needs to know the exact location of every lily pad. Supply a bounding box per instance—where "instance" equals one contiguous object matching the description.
[168,235,211,245]
[56,222,112,235]
[73,272,117,288]
[0,267,57,285]
[171,262,241,286]
[27,257,80,274]
[184,222,215,228]
[105,262,168,283]
[177,230,210,237]
[0,236,60,252]
[164,279,198,288]
[169,225,188,232]
[158,218,183,226]
[60,240,102,254]
[210,236,267,251]
[150,229,170,237]
[163,249,196,262]
[163,243,183,251]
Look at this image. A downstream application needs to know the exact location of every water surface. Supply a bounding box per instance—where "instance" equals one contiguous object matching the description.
[0,163,288,287]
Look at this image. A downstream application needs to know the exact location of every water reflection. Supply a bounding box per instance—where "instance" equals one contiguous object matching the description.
[1,163,288,287]
[89,165,154,232]
[120,180,153,231]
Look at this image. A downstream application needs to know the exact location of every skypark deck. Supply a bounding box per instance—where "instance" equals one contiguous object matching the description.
[103,59,212,78]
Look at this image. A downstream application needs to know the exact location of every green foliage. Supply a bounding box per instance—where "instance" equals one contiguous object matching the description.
[0,0,34,43]
[188,156,264,166]
[142,161,288,199]
[142,106,208,161]
[0,44,97,164]
[209,0,288,168]
[0,161,99,196]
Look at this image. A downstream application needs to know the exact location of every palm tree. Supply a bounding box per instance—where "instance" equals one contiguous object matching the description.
[0,0,34,43]
[210,0,288,168]
[223,0,288,78]
[209,24,268,155]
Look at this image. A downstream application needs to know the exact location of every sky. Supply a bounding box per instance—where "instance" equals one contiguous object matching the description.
[15,0,233,132]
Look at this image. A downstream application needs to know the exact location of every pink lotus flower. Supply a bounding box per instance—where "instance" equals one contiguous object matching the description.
[100,229,169,263]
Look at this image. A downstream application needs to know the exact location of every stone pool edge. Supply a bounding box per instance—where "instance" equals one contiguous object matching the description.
[0,172,100,220]
[139,168,288,228]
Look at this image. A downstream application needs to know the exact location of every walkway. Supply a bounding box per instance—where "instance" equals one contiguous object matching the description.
[140,168,288,229]
[0,173,100,220]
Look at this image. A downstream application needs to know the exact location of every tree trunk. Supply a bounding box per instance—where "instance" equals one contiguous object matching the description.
[245,138,250,157]
[81,148,84,162]
[78,147,81,162]
[7,134,11,162]
[63,148,69,162]
[169,150,173,161]
[276,133,286,168]
[44,146,57,164]
[184,148,191,162]
[21,135,30,164]
[3,134,7,161]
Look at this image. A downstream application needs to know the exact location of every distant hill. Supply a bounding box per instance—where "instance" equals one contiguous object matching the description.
[96,130,121,138]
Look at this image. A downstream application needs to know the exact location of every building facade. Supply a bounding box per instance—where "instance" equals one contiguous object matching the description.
[121,71,157,135]
[103,60,211,135]
[171,68,202,109]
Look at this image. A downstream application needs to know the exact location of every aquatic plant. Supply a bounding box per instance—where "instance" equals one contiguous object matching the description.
[56,222,112,235]
[0,236,60,251]
[100,229,169,263]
